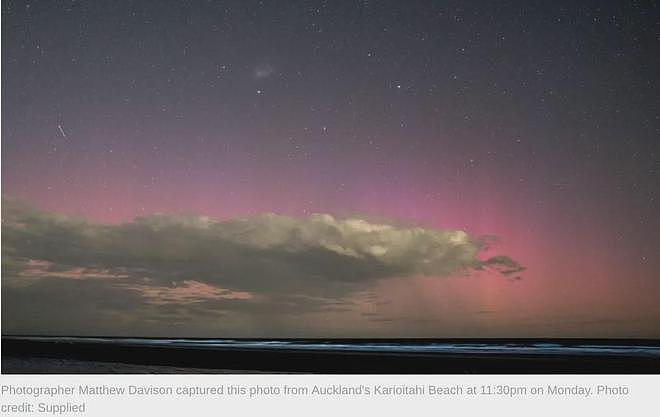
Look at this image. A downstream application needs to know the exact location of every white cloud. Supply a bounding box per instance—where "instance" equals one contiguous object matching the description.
[2,198,523,292]
[1,197,524,335]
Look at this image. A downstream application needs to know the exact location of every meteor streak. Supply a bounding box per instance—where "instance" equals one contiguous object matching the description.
[57,124,67,139]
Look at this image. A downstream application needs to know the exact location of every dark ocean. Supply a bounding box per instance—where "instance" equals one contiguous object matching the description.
[9,336,660,357]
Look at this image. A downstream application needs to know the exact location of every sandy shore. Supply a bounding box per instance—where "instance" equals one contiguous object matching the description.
[2,357,270,374]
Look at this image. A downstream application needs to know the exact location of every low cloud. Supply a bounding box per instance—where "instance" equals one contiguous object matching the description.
[2,197,523,335]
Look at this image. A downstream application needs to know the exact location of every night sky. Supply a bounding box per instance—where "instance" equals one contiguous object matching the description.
[2,0,659,337]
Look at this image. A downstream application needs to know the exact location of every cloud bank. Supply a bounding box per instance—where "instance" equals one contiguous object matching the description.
[1,197,523,335]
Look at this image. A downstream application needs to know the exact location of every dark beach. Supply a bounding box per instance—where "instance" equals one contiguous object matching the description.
[3,337,659,374]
